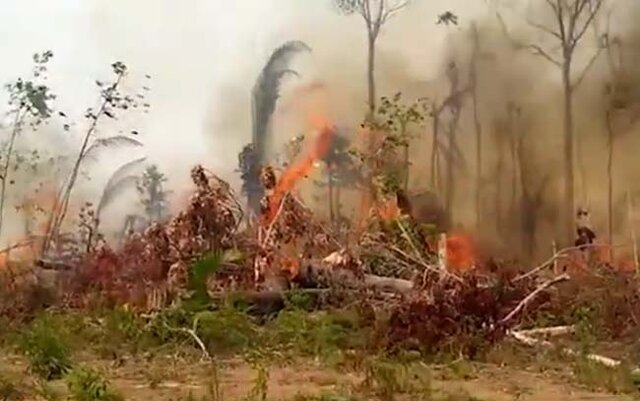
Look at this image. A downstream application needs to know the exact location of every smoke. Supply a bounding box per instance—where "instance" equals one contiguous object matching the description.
[2,0,640,257]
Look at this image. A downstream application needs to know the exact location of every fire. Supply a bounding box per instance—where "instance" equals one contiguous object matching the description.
[375,198,401,221]
[426,232,476,273]
[445,233,476,273]
[265,114,335,223]
[281,255,301,279]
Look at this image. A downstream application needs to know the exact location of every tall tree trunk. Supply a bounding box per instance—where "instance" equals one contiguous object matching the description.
[562,60,575,244]
[445,106,462,224]
[606,110,614,261]
[430,103,441,191]
[470,22,483,232]
[367,35,377,116]
[509,132,518,226]
[401,122,409,192]
[358,30,378,229]
[495,142,505,237]
[335,185,342,221]
[328,165,335,223]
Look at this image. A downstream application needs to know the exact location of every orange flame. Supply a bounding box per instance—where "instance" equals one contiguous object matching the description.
[378,200,401,221]
[281,255,301,279]
[265,114,335,224]
[445,233,476,273]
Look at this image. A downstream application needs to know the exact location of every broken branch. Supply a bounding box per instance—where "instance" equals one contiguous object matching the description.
[500,274,570,325]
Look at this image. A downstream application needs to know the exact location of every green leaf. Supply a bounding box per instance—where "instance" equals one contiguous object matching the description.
[190,252,224,302]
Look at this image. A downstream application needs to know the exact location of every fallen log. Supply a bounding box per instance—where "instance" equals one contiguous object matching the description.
[363,274,413,293]
[299,259,415,294]
[510,329,640,374]
[516,325,575,337]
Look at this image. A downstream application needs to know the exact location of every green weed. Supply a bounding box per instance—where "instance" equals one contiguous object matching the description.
[18,316,72,380]
[360,357,431,401]
[268,310,352,361]
[244,361,269,401]
[196,307,259,354]
[572,357,639,394]
[65,367,123,401]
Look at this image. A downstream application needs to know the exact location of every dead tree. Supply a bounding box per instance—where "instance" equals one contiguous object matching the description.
[469,22,484,231]
[498,0,605,244]
[492,116,509,237]
[444,62,464,223]
[334,0,410,115]
[603,34,640,259]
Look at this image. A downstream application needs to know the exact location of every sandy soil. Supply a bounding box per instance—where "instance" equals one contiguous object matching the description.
[1,352,633,401]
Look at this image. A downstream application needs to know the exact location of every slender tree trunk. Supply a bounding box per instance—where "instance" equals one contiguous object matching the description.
[45,76,122,254]
[445,105,462,224]
[495,143,504,236]
[470,23,483,231]
[335,185,342,221]
[0,111,22,238]
[358,29,378,228]
[606,110,614,261]
[367,35,377,116]
[430,103,440,191]
[328,165,335,223]
[562,59,575,244]
[509,133,518,224]
[516,140,530,257]
[401,122,410,192]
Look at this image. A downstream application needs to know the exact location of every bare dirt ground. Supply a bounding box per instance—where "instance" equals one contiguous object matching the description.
[1,351,633,401]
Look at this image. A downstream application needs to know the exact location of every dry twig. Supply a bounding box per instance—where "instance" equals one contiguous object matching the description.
[501,274,570,325]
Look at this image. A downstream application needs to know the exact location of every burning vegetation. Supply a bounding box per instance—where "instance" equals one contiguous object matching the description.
[4,3,640,398]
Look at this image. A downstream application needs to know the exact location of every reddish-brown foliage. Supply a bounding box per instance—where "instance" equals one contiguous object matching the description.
[381,270,540,358]
[62,165,246,308]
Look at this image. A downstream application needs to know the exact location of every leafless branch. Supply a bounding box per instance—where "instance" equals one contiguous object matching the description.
[572,46,603,89]
[556,0,567,41]
[544,0,558,14]
[496,9,562,67]
[528,44,562,67]
[500,274,570,325]
[572,0,603,48]
[261,192,289,247]
[514,242,631,282]
[381,0,409,24]
[525,17,563,40]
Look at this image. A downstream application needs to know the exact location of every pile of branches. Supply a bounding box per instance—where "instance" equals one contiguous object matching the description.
[539,266,640,339]
[358,213,436,280]
[254,165,336,288]
[12,159,639,360]
[380,268,547,357]
[61,165,248,308]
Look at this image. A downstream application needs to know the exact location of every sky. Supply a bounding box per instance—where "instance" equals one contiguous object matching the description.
[0,0,487,191]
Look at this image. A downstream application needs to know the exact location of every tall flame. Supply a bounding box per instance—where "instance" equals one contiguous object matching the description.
[265,114,335,223]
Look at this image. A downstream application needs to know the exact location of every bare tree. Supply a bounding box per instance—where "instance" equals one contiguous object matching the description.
[603,35,640,258]
[498,0,605,243]
[469,22,484,231]
[334,0,409,115]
